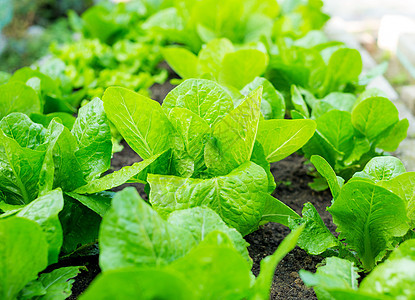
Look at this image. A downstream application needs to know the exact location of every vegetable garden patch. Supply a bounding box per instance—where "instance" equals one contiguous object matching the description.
[1,0,414,299]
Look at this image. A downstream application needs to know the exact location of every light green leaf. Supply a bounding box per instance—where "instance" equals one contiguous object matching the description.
[99,188,197,271]
[71,98,112,181]
[167,207,250,263]
[376,118,409,152]
[162,47,200,79]
[74,151,166,194]
[260,193,300,226]
[360,258,415,299]
[300,257,359,300]
[257,119,316,163]
[163,79,233,126]
[168,231,252,300]
[51,126,86,192]
[311,155,342,198]
[289,203,338,255]
[103,87,173,159]
[312,92,356,119]
[241,77,285,119]
[79,268,194,300]
[204,87,261,175]
[291,85,310,118]
[378,172,415,222]
[328,181,410,270]
[65,191,113,217]
[351,97,399,141]
[316,110,354,156]
[353,156,406,183]
[198,38,234,77]
[0,82,41,119]
[24,266,83,300]
[14,189,63,264]
[149,161,268,235]
[252,226,304,300]
[0,217,48,300]
[219,49,268,89]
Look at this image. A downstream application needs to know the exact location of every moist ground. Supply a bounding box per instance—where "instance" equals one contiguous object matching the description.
[66,82,335,299]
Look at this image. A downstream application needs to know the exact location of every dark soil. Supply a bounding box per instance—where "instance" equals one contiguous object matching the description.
[245,154,334,299]
[67,82,336,299]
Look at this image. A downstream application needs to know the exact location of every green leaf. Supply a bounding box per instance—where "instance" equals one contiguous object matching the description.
[65,191,113,217]
[219,49,268,89]
[241,77,285,119]
[291,85,310,118]
[99,188,196,271]
[257,119,316,163]
[204,87,261,175]
[163,79,233,126]
[351,97,399,141]
[289,203,338,255]
[376,118,409,152]
[168,107,210,175]
[74,151,166,194]
[59,194,101,254]
[250,141,276,193]
[103,87,173,159]
[167,231,252,300]
[162,47,200,79]
[316,110,354,157]
[311,155,342,197]
[14,189,64,264]
[79,268,194,300]
[353,156,406,183]
[328,181,410,270]
[0,217,48,300]
[252,226,304,300]
[360,258,415,299]
[51,126,87,192]
[319,48,362,96]
[378,172,415,222]
[198,38,234,77]
[30,112,76,130]
[167,207,251,263]
[312,92,356,119]
[0,127,46,204]
[148,161,268,235]
[22,266,83,300]
[71,98,112,181]
[0,82,41,119]
[260,193,300,226]
[300,257,359,299]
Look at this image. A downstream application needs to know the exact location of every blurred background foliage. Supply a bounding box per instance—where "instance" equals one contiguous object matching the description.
[0,0,93,72]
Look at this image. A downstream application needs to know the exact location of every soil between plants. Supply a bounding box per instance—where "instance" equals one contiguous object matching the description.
[67,82,335,299]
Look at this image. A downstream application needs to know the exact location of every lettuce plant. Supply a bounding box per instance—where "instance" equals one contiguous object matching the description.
[78,187,304,300]
[163,38,269,90]
[76,79,316,235]
[290,155,414,271]
[300,239,415,299]
[0,216,82,300]
[292,89,409,183]
[0,98,114,254]
[143,0,281,52]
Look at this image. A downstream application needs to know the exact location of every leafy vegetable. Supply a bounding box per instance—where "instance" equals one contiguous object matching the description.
[291,155,413,271]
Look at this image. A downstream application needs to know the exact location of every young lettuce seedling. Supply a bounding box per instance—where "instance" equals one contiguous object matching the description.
[81,79,315,235]
[289,155,413,272]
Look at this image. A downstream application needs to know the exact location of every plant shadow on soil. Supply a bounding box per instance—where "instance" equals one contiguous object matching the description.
[67,80,336,299]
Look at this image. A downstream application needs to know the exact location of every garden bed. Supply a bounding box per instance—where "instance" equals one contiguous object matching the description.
[62,81,335,299]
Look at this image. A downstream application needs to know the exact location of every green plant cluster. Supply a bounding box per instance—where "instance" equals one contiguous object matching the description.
[0,0,414,299]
